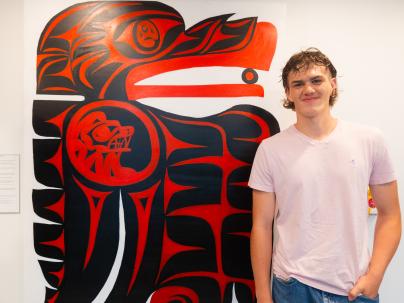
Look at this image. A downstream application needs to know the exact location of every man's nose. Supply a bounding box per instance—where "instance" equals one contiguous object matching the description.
[303,83,315,94]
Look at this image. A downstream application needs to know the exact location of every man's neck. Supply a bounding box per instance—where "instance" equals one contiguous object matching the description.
[295,114,337,140]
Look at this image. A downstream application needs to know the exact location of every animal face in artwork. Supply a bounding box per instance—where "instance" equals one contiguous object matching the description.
[77,111,134,154]
[37,1,276,100]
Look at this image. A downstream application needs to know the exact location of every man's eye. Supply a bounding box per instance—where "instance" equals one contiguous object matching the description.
[312,79,322,84]
[292,83,303,87]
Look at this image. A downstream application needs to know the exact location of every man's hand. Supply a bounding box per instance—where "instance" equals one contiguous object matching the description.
[348,272,381,301]
[348,181,401,301]
[349,181,401,301]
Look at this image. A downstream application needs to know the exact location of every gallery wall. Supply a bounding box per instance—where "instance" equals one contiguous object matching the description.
[0,0,403,302]
[0,1,23,303]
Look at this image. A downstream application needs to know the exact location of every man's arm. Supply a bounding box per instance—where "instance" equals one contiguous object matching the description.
[349,181,401,301]
[250,189,276,303]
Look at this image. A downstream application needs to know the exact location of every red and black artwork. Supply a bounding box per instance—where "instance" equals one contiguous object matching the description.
[33,1,279,302]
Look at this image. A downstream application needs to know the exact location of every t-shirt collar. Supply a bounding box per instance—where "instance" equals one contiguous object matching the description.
[289,119,341,145]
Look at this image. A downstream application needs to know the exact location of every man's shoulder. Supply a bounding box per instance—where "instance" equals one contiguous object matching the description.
[260,126,295,148]
[339,120,383,140]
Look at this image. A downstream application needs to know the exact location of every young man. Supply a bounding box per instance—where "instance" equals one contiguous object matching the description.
[249,48,401,303]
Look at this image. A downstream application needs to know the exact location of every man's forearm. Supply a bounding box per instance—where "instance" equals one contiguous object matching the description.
[368,211,401,280]
[349,182,401,300]
[251,225,273,303]
[349,212,401,300]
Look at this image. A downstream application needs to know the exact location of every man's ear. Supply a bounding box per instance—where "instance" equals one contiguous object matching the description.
[285,88,291,101]
[331,77,337,89]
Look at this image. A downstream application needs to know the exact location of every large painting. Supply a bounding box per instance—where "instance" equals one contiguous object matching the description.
[32,1,281,302]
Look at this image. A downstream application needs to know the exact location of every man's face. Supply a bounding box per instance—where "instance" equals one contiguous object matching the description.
[285,64,336,119]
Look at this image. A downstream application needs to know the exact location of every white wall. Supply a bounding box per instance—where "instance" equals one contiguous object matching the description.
[0,0,401,302]
[0,0,23,303]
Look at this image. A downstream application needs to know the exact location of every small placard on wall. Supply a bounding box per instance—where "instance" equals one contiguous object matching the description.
[0,154,20,213]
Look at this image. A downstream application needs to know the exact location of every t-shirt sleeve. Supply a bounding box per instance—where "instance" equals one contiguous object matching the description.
[248,142,275,192]
[369,130,396,185]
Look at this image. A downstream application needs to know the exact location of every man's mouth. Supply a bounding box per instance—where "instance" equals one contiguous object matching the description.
[302,96,319,102]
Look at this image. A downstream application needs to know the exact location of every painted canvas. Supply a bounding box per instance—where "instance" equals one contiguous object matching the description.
[32,1,281,302]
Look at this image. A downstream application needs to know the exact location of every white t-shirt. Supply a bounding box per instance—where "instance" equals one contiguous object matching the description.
[248,120,396,295]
